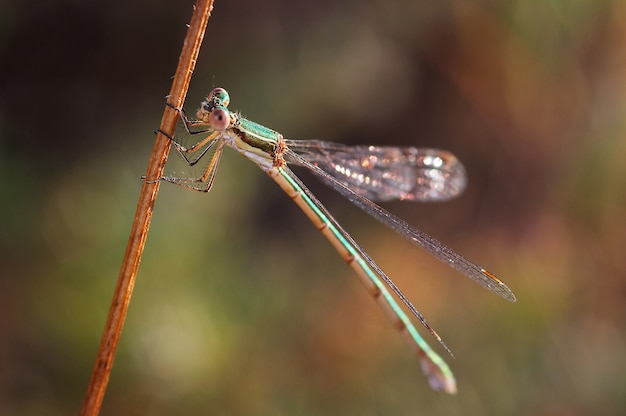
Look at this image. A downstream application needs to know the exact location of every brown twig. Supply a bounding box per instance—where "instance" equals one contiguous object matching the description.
[80,1,215,414]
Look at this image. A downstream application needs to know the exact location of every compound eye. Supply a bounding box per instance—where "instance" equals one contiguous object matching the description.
[208,87,230,107]
[209,106,230,130]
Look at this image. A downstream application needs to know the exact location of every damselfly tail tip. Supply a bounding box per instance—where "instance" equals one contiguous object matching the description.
[420,360,458,394]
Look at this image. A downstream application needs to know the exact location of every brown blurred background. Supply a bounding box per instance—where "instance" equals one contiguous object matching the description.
[1,0,625,415]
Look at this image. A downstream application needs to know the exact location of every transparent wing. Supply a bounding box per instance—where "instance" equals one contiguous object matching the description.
[285,140,467,202]
[284,149,516,302]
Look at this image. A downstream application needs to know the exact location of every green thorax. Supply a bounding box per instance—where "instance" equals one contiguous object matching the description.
[233,113,282,155]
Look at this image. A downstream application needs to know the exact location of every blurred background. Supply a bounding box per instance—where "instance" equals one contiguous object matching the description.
[1,0,625,414]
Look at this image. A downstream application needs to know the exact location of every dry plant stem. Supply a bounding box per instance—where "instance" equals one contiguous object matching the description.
[80,1,215,415]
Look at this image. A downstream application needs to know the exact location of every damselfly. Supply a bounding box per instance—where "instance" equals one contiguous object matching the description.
[159,88,516,394]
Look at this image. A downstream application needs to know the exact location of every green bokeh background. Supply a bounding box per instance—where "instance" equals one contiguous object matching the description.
[1,0,625,414]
